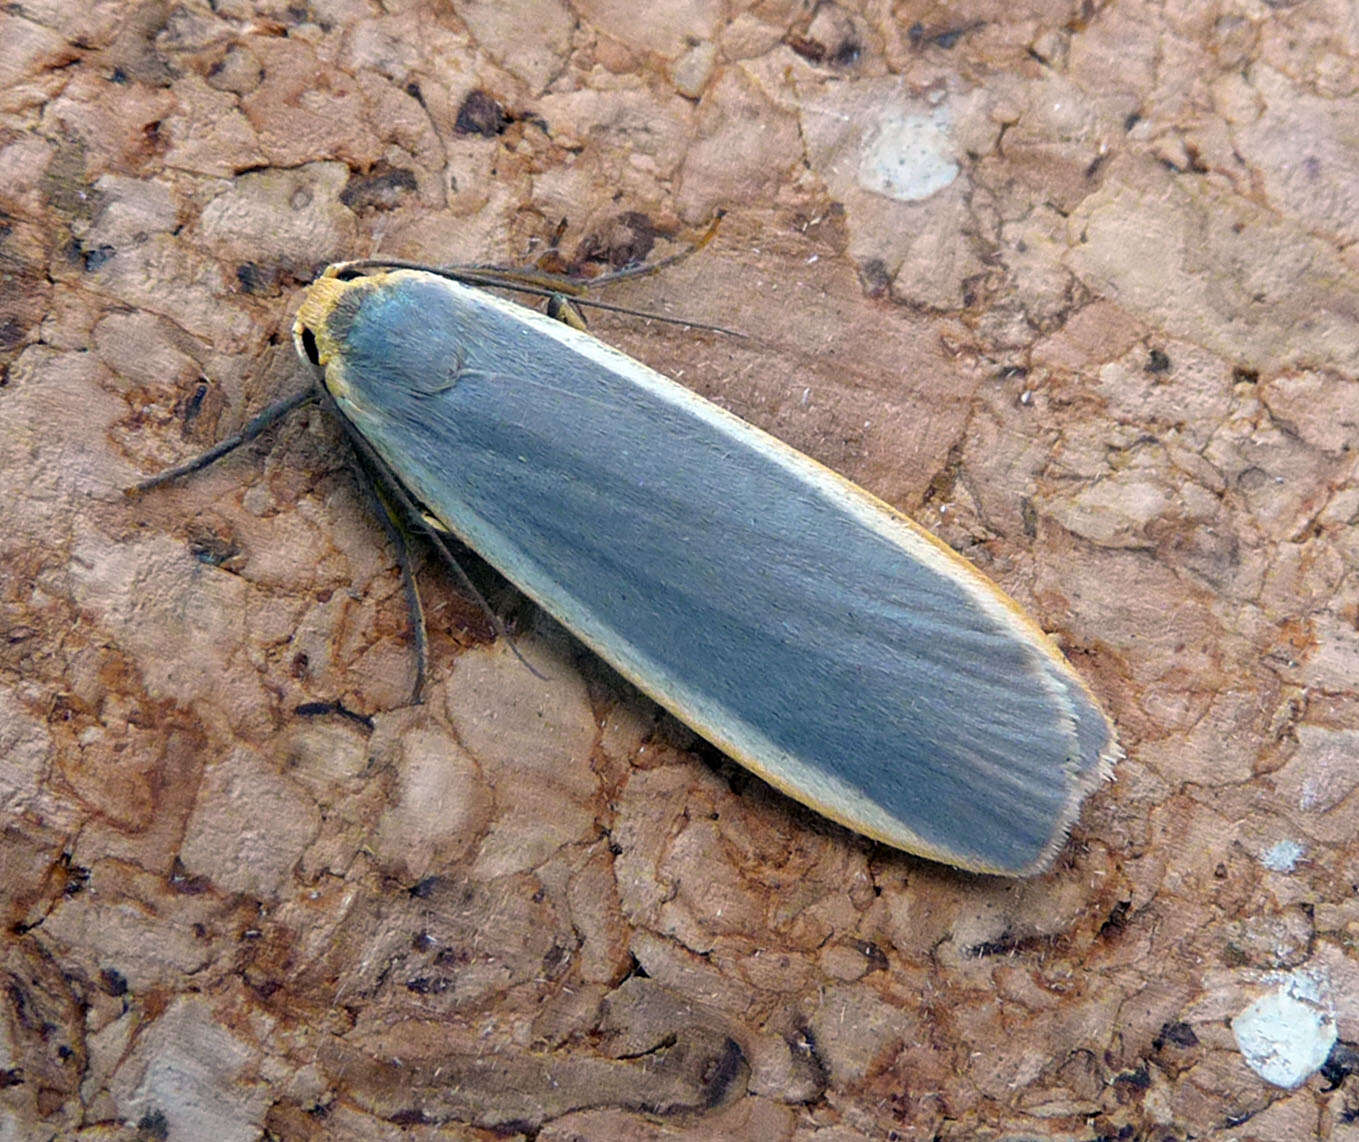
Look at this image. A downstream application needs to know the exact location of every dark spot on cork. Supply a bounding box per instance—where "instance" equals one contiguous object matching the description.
[455,90,509,137]
[340,167,419,212]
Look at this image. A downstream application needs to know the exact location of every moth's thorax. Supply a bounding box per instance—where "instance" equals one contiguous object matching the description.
[293,271,358,370]
[293,268,409,413]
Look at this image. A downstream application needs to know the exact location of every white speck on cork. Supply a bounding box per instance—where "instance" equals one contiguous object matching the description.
[1231,968,1336,1088]
[1260,838,1305,873]
[858,104,958,202]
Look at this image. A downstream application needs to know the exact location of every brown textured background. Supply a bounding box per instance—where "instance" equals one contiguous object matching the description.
[2,1,1357,1139]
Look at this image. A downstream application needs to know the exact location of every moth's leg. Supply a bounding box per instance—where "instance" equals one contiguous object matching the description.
[555,209,725,291]
[321,390,547,683]
[347,449,430,704]
[462,215,734,333]
[126,387,316,494]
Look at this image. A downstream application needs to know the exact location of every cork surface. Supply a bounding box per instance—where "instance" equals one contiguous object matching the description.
[2,1,1357,1139]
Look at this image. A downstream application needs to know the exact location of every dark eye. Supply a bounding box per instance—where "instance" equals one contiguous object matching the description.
[300,326,320,366]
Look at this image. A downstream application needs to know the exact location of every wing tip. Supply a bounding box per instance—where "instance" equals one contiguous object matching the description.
[1003,707,1121,878]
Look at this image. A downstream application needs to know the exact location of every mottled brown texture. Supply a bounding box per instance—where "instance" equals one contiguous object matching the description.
[2,1,1357,1139]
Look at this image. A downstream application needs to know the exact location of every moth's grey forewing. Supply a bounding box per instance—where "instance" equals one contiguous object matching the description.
[325,273,1109,874]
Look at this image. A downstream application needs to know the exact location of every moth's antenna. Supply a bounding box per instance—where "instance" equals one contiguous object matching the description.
[125,388,316,494]
[335,212,741,337]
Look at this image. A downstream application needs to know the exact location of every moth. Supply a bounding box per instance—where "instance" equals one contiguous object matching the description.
[135,257,1118,876]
